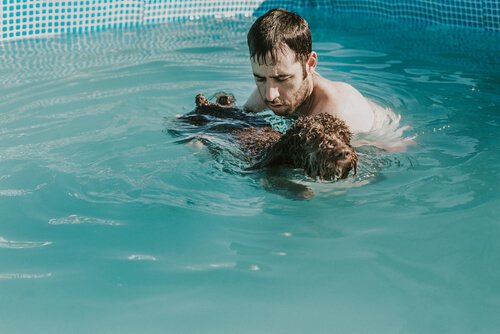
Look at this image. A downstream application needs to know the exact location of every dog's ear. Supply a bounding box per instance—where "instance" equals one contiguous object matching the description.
[195,94,209,107]
[352,151,358,176]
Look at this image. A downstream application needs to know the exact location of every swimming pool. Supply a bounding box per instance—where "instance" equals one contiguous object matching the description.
[1,5,500,334]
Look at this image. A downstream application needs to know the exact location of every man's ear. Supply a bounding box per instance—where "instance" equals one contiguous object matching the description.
[306,52,318,72]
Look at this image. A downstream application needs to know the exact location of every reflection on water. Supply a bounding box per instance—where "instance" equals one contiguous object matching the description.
[0,236,52,249]
[0,18,250,89]
[48,215,123,226]
[0,273,53,280]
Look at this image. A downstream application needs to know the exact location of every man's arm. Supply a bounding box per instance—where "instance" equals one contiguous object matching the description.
[243,88,266,112]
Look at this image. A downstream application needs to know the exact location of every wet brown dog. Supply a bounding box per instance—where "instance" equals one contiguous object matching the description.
[180,93,358,181]
[254,113,358,180]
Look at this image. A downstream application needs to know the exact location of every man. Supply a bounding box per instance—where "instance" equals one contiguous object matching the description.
[244,8,375,134]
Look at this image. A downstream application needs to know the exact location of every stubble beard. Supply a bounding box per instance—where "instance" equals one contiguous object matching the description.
[267,75,312,117]
[290,75,312,117]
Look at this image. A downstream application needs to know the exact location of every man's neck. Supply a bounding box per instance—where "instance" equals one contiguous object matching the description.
[293,75,316,118]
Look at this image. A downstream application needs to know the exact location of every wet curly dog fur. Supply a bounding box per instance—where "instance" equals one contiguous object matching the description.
[255,113,358,180]
[179,93,358,180]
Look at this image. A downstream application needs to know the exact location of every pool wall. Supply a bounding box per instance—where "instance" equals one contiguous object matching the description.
[1,0,499,41]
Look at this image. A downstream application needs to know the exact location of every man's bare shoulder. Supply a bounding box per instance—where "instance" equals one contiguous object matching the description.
[310,77,345,111]
[313,77,374,133]
[318,78,360,98]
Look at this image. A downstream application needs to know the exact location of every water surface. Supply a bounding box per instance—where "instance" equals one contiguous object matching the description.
[1,11,499,334]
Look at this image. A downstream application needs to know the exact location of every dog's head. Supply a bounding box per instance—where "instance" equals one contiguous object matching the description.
[288,114,358,180]
[316,136,357,180]
[298,131,357,180]
[195,92,235,109]
[214,92,235,107]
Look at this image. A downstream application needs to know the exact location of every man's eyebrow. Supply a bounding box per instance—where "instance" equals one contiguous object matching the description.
[253,73,292,79]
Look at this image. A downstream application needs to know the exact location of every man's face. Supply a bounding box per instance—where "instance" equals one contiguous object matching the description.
[251,48,312,116]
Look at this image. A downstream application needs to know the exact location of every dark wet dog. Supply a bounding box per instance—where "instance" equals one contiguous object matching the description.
[254,113,358,180]
[176,93,281,163]
[176,93,358,181]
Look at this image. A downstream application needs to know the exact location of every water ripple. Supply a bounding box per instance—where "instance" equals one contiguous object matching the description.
[127,254,158,261]
[184,261,267,272]
[79,187,264,217]
[185,262,236,271]
[48,215,122,226]
[0,273,53,280]
[0,189,33,197]
[0,183,47,197]
[0,236,52,249]
[0,18,250,89]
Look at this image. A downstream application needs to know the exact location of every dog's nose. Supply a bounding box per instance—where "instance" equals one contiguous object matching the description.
[336,149,351,160]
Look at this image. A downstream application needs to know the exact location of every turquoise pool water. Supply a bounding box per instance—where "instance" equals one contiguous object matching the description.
[1,10,499,333]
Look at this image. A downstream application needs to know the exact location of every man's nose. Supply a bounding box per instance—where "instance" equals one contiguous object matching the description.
[265,82,280,102]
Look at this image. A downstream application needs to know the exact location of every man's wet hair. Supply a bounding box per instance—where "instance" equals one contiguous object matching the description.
[247,8,312,65]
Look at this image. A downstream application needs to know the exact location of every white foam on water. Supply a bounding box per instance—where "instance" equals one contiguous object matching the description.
[185,262,236,271]
[48,214,122,226]
[0,183,47,197]
[0,189,32,196]
[0,236,52,249]
[127,254,158,261]
[354,102,415,152]
[0,273,53,280]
